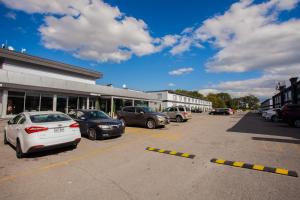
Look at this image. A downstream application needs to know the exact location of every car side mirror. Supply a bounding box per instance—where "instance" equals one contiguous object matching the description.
[139,111,144,114]
[7,119,13,125]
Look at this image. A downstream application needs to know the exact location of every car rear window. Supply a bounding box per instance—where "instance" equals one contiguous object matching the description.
[179,107,185,111]
[30,114,72,123]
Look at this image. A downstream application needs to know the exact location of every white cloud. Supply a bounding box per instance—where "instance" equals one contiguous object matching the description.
[189,0,300,98]
[168,83,175,87]
[0,0,178,63]
[5,11,16,20]
[169,67,194,76]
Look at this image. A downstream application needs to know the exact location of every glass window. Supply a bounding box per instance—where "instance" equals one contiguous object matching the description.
[40,94,53,111]
[123,107,135,112]
[30,113,71,123]
[18,115,26,124]
[87,111,110,119]
[78,97,87,109]
[179,107,185,112]
[12,114,23,124]
[7,91,25,115]
[57,96,67,113]
[25,93,40,112]
[169,107,175,112]
[68,96,78,111]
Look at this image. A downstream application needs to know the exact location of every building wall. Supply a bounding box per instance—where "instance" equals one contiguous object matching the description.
[148,91,212,111]
[2,62,96,85]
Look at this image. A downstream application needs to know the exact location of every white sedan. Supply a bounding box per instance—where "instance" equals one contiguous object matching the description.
[4,111,81,158]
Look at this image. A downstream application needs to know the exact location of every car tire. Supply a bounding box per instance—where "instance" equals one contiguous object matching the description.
[294,120,300,128]
[271,115,278,122]
[146,119,156,129]
[16,140,24,159]
[176,115,183,122]
[4,131,8,145]
[88,128,97,140]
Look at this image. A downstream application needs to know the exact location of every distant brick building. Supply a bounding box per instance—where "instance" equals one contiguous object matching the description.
[272,77,300,108]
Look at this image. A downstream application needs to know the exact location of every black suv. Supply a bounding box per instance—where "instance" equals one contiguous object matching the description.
[68,109,125,140]
[117,106,170,129]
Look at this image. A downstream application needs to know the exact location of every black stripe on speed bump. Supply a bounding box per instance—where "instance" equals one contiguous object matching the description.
[211,158,298,177]
[146,147,195,159]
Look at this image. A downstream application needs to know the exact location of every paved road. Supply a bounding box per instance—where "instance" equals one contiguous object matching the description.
[0,113,299,200]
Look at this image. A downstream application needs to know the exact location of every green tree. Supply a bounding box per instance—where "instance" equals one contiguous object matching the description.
[217,93,232,108]
[206,93,226,108]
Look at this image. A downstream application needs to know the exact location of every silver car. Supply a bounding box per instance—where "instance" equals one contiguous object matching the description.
[163,106,192,122]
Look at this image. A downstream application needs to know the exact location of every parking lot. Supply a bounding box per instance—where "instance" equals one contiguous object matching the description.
[0,112,300,200]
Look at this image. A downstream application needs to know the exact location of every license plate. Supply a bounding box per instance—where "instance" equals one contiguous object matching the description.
[54,127,64,133]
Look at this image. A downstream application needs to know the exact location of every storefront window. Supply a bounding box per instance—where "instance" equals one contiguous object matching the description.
[40,94,53,111]
[78,97,87,109]
[68,96,78,111]
[57,96,67,113]
[7,91,25,115]
[25,93,40,112]
[89,97,96,109]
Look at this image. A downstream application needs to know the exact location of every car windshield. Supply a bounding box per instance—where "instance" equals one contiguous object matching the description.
[30,113,72,123]
[88,111,110,119]
[142,107,155,113]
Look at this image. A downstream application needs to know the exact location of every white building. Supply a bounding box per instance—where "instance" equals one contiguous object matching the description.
[0,48,161,118]
[147,90,212,111]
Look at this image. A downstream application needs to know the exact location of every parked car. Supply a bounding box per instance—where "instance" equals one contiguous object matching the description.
[281,104,300,127]
[262,109,278,121]
[191,108,203,113]
[68,110,125,140]
[117,106,170,129]
[163,106,192,122]
[209,108,232,115]
[4,111,81,158]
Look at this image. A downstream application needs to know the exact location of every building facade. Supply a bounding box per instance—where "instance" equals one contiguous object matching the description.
[260,98,273,111]
[147,90,212,111]
[0,48,160,118]
[272,77,300,108]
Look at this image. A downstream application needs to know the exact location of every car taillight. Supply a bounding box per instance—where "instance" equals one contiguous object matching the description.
[25,126,48,134]
[69,122,80,128]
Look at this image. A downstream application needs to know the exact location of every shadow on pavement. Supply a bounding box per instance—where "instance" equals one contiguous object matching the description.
[252,137,300,144]
[227,112,300,140]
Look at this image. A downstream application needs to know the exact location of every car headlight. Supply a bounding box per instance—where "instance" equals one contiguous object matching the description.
[98,125,111,129]
[120,120,125,127]
[157,116,165,121]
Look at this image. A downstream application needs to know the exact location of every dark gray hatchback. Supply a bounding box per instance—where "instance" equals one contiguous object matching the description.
[117,106,170,129]
[69,109,125,140]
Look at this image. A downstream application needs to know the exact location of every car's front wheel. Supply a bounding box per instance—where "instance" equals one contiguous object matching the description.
[146,119,156,129]
[4,131,8,145]
[271,115,278,122]
[294,119,300,128]
[88,128,97,140]
[16,140,24,159]
[176,115,183,122]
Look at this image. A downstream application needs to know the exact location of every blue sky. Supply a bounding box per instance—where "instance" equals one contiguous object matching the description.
[0,0,300,99]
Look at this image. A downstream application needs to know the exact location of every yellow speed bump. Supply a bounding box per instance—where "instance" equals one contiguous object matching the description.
[211,158,298,177]
[146,147,195,159]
